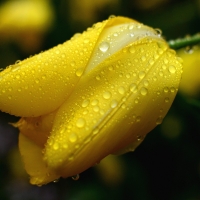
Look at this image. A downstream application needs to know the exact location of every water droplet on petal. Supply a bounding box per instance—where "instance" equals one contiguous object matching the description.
[184,46,193,54]
[96,75,101,80]
[53,143,59,150]
[15,74,20,79]
[118,86,125,95]
[84,38,89,43]
[137,135,143,141]
[99,42,110,53]
[76,118,85,128]
[130,83,137,93]
[136,116,141,122]
[143,80,149,87]
[82,99,90,108]
[93,106,99,112]
[72,174,80,181]
[109,15,116,19]
[155,28,162,37]
[170,87,175,93]
[169,65,176,73]
[35,79,39,84]
[140,87,148,95]
[165,97,170,103]
[139,71,145,79]
[103,91,111,99]
[110,100,118,108]
[75,68,84,77]
[91,99,99,106]
[70,61,76,66]
[69,133,78,142]
[53,179,59,183]
[156,116,163,125]
[129,46,136,53]
[163,87,169,93]
[128,24,134,30]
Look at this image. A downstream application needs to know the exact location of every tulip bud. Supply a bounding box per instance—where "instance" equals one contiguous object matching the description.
[0,16,183,185]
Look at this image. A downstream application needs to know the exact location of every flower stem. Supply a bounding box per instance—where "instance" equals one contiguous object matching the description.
[168,33,200,50]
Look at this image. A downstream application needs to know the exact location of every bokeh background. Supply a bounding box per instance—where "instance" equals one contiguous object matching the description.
[0,0,200,199]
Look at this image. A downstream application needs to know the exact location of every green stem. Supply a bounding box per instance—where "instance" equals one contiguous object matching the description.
[168,33,200,50]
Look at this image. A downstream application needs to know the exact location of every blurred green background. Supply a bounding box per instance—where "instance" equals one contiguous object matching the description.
[0,0,200,199]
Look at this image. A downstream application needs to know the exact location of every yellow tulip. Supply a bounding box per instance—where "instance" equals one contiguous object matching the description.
[0,16,183,186]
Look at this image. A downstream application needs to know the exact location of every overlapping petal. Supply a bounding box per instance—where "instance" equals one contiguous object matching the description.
[0,16,183,185]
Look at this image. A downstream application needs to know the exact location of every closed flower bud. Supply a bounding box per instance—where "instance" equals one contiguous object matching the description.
[0,16,183,185]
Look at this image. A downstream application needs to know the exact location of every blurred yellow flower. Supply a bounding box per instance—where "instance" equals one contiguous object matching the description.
[68,0,119,27]
[0,16,182,186]
[178,48,200,97]
[0,0,54,52]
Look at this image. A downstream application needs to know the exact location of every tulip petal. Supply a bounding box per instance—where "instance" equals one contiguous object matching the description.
[44,36,182,177]
[19,133,59,185]
[15,110,56,147]
[0,18,110,117]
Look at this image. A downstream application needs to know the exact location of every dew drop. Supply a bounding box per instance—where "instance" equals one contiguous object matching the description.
[141,56,146,62]
[70,61,76,66]
[93,128,99,135]
[91,99,99,106]
[130,83,137,93]
[96,75,101,80]
[76,118,85,128]
[140,87,148,96]
[72,174,79,181]
[139,71,145,79]
[35,79,39,84]
[68,156,74,161]
[129,46,136,53]
[121,103,126,109]
[69,133,78,143]
[118,86,125,95]
[82,99,90,108]
[184,46,193,54]
[84,38,89,43]
[134,98,139,104]
[53,143,59,150]
[53,179,59,183]
[163,87,169,93]
[136,116,141,122]
[155,28,162,37]
[170,87,175,93]
[162,65,167,70]
[103,91,111,99]
[110,99,118,108]
[109,15,116,19]
[165,97,170,103]
[93,106,99,112]
[42,75,46,79]
[156,116,163,125]
[99,42,110,53]
[168,65,176,73]
[149,59,154,65]
[137,135,143,141]
[126,73,131,78]
[75,68,84,77]
[143,80,149,87]
[15,60,21,64]
[15,74,20,79]
[63,144,68,149]
[128,24,134,30]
